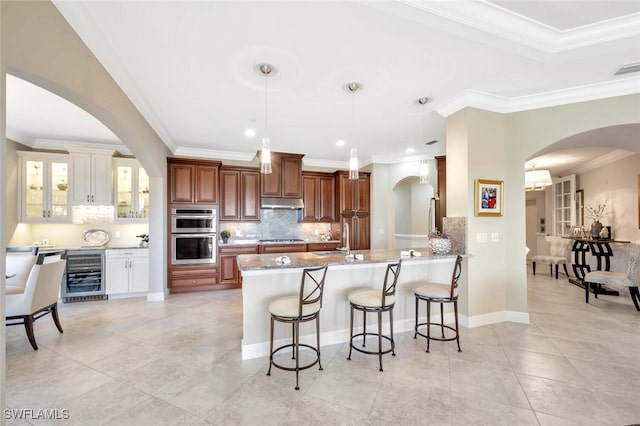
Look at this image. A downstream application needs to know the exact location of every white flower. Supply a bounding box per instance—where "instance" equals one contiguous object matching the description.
[585,199,608,222]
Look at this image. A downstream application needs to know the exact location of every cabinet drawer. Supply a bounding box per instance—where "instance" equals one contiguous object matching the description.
[308,242,339,251]
[259,244,307,254]
[171,276,217,287]
[218,246,258,255]
[170,266,217,278]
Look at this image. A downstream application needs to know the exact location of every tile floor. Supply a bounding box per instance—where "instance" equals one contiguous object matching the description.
[5,267,640,425]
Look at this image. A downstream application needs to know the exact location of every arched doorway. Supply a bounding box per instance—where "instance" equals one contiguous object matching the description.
[392,176,435,249]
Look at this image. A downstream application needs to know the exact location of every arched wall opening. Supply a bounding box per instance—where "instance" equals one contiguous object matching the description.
[392,176,435,249]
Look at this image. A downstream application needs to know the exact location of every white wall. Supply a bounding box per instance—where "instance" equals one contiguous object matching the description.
[578,154,640,242]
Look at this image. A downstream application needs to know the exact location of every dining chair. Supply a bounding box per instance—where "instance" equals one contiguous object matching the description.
[584,243,640,310]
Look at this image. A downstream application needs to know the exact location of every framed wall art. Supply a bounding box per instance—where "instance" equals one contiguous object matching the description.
[475,179,503,217]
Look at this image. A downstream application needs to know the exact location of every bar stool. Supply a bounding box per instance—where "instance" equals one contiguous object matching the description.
[414,255,463,352]
[267,264,328,390]
[347,260,402,372]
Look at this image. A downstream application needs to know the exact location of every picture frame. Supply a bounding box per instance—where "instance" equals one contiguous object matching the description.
[571,226,583,238]
[474,179,504,217]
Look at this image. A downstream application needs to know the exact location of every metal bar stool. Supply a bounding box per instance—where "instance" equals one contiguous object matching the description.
[267,264,328,390]
[347,260,402,372]
[414,255,463,352]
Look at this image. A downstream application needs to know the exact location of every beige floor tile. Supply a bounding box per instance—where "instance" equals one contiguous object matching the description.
[451,393,538,426]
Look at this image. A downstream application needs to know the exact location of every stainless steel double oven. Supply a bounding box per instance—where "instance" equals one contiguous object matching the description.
[171,206,217,266]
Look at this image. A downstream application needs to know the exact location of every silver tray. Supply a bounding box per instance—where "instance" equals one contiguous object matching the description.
[82,229,110,246]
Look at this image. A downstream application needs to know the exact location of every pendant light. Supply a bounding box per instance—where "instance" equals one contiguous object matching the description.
[417,97,430,184]
[525,163,552,191]
[257,63,274,174]
[347,82,360,180]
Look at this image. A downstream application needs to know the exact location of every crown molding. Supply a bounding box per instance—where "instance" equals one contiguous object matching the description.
[565,149,635,176]
[398,0,640,52]
[33,138,131,155]
[173,147,256,162]
[434,76,640,117]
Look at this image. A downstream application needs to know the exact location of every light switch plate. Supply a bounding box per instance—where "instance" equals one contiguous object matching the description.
[491,232,499,242]
[477,232,488,243]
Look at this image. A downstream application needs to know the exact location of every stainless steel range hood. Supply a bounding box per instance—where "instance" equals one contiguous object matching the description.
[261,197,304,209]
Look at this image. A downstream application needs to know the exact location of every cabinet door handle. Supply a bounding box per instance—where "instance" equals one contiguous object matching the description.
[91,195,94,203]
[87,195,90,202]
[48,210,51,218]
[42,210,46,218]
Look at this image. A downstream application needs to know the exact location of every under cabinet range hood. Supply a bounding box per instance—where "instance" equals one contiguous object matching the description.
[261,197,304,209]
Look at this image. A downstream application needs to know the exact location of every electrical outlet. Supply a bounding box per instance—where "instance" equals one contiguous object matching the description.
[114,231,121,239]
[477,232,488,243]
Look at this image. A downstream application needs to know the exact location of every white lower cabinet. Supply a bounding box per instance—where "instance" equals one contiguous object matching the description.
[106,249,149,295]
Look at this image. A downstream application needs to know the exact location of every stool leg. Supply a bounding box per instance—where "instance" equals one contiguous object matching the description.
[532,261,536,275]
[549,265,553,277]
[294,321,300,390]
[291,323,296,359]
[555,265,559,279]
[267,316,274,376]
[377,310,383,372]
[414,296,419,339]
[426,299,431,353]
[389,307,395,357]
[362,309,367,347]
[348,305,354,361]
[316,314,323,371]
[454,301,461,352]
[440,303,445,338]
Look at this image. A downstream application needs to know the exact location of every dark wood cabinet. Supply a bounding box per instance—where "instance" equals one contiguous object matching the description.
[302,172,335,222]
[218,244,258,286]
[307,242,339,252]
[258,243,308,254]
[220,166,260,221]
[260,152,304,199]
[168,158,220,205]
[168,265,218,293]
[335,171,371,250]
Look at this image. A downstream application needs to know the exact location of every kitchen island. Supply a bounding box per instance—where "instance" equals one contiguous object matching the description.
[237,249,461,359]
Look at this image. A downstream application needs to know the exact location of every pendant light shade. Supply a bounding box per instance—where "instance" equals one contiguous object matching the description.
[349,148,359,180]
[261,137,272,174]
[525,166,552,191]
[419,157,429,184]
[257,63,274,174]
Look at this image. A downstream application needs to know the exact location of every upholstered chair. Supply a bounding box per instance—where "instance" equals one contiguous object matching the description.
[5,247,39,295]
[584,243,640,310]
[532,235,570,279]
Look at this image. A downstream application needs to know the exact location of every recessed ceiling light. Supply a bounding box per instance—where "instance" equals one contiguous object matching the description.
[406,147,415,154]
[336,139,345,146]
[245,129,256,137]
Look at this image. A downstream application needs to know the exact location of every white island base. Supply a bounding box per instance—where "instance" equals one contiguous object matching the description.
[239,252,459,360]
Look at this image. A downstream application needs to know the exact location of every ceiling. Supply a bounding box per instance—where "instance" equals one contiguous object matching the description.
[6,0,640,172]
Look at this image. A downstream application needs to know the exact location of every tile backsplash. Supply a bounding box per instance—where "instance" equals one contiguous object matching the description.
[221,209,332,241]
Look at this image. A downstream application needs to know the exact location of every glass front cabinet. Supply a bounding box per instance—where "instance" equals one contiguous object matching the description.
[18,152,71,223]
[114,158,149,221]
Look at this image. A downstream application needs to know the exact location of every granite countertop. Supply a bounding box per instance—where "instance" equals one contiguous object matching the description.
[39,244,147,252]
[237,248,457,271]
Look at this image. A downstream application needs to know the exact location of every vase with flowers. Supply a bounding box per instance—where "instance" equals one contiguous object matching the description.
[428,229,451,255]
[585,198,608,239]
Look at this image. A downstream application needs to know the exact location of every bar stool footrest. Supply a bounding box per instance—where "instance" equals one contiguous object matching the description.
[415,322,459,342]
[269,343,321,372]
[349,332,395,356]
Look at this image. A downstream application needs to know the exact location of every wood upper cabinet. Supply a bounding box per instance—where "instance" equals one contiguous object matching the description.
[335,171,371,250]
[220,166,260,221]
[168,158,221,204]
[259,152,304,198]
[302,172,335,222]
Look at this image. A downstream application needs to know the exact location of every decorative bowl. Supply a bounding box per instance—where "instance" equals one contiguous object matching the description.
[428,238,451,255]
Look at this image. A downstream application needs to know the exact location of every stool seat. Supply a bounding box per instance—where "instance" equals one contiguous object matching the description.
[348,260,402,372]
[348,289,395,308]
[269,297,320,318]
[415,283,450,299]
